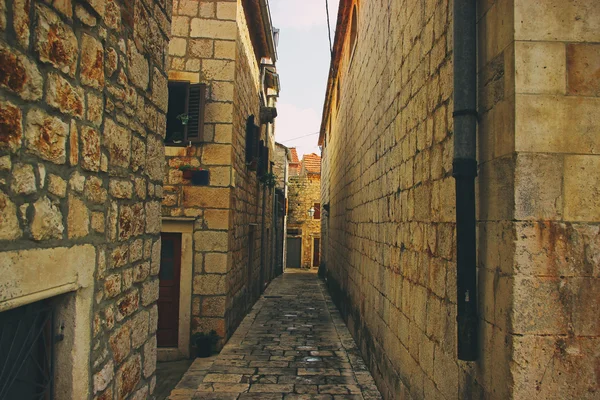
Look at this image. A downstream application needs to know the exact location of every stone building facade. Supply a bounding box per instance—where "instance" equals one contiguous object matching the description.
[159,0,280,360]
[274,142,291,271]
[320,0,600,399]
[286,154,321,269]
[0,0,170,399]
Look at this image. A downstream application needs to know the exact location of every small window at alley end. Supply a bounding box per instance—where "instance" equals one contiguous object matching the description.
[165,81,206,145]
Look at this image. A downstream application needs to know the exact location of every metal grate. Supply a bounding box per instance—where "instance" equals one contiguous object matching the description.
[0,301,55,400]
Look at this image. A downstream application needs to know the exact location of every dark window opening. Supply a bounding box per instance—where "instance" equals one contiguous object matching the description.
[0,300,55,400]
[165,82,206,145]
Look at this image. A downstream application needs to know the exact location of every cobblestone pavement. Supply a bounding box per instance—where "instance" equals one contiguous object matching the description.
[168,270,382,399]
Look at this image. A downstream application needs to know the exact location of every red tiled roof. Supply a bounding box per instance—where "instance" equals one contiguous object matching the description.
[302,153,321,174]
[289,148,300,163]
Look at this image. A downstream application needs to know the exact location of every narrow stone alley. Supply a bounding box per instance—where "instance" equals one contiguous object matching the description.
[167,271,382,400]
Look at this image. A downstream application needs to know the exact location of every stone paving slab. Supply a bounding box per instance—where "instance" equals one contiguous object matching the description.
[168,271,382,400]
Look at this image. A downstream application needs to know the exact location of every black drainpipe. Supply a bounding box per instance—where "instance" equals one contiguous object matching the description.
[453,0,478,361]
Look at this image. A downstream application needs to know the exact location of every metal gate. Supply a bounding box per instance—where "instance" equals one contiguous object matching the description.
[0,301,55,400]
[286,237,302,268]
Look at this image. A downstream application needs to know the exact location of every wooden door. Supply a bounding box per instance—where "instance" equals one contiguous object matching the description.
[313,238,320,267]
[286,237,302,268]
[158,233,182,348]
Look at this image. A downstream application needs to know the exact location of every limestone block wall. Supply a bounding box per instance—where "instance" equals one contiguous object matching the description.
[321,0,600,399]
[0,0,170,398]
[227,0,275,335]
[506,1,600,398]
[162,0,276,341]
[288,174,321,268]
[163,0,239,341]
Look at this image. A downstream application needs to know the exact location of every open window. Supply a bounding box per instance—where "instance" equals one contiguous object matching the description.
[165,82,206,145]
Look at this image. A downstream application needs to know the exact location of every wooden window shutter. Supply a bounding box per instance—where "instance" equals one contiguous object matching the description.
[258,140,269,177]
[245,116,259,166]
[314,203,321,219]
[186,83,206,143]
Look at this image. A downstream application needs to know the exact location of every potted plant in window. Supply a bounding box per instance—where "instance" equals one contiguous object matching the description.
[178,165,210,185]
[170,114,190,144]
[191,330,220,358]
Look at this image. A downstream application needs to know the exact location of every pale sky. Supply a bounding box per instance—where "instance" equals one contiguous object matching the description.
[270,0,340,157]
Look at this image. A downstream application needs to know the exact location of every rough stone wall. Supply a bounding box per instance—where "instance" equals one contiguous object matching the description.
[505,1,600,398]
[288,174,321,268]
[322,0,600,399]
[227,0,275,336]
[162,0,239,340]
[274,143,288,191]
[0,0,170,398]
[274,143,289,270]
[322,1,459,397]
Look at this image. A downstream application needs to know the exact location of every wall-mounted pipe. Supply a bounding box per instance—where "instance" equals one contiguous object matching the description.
[453,0,479,361]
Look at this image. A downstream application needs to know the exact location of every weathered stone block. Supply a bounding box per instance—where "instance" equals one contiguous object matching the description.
[143,336,157,378]
[567,43,600,97]
[141,279,159,306]
[67,194,90,238]
[202,144,232,165]
[130,310,149,349]
[85,176,107,204]
[0,100,22,152]
[110,180,133,199]
[13,0,30,48]
[25,108,68,164]
[515,41,566,94]
[204,209,230,229]
[93,361,114,394]
[204,253,228,274]
[75,4,95,25]
[46,73,84,118]
[11,163,36,194]
[202,59,235,81]
[190,18,236,40]
[216,2,237,21]
[194,231,228,252]
[104,273,122,299]
[87,92,104,126]
[35,4,78,76]
[193,274,226,295]
[104,0,120,29]
[183,187,230,208]
[514,154,563,220]
[127,40,149,90]
[564,155,600,221]
[0,44,43,100]
[104,119,131,168]
[80,126,100,171]
[91,212,105,233]
[80,33,105,89]
[115,354,140,400]
[48,174,67,197]
[189,38,213,58]
[0,190,22,240]
[515,0,600,42]
[133,262,150,283]
[168,37,187,57]
[202,296,226,317]
[116,290,139,321]
[31,196,64,240]
[145,134,164,181]
[145,201,161,234]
